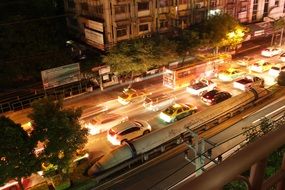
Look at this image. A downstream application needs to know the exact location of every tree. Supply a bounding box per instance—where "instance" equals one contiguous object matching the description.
[199,14,247,53]
[277,71,285,86]
[103,37,178,86]
[0,116,39,190]
[28,97,88,175]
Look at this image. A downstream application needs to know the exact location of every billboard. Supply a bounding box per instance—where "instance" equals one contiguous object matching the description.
[85,28,104,45]
[41,63,81,89]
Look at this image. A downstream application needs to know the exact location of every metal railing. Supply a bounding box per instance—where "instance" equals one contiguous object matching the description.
[172,114,285,190]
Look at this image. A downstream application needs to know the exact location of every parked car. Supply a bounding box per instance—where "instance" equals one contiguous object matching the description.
[201,89,232,105]
[118,88,147,105]
[159,103,197,123]
[107,120,151,145]
[261,47,282,57]
[218,68,246,81]
[186,78,216,96]
[233,75,264,91]
[236,56,254,67]
[249,60,273,73]
[268,64,285,78]
[143,93,176,111]
[84,113,128,135]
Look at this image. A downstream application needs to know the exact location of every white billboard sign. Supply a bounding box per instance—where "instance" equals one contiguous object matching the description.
[41,63,80,89]
[87,20,103,32]
[85,28,104,45]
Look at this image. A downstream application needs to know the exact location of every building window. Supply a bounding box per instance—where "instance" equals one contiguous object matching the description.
[67,0,75,9]
[275,0,279,6]
[138,2,149,11]
[115,5,127,14]
[139,23,149,32]
[252,0,258,21]
[117,27,127,37]
[81,3,88,11]
[263,0,269,17]
[159,0,170,7]
[179,0,187,4]
[160,20,168,28]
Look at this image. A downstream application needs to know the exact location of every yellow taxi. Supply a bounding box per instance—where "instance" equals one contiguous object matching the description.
[218,68,246,81]
[159,103,197,123]
[118,88,147,105]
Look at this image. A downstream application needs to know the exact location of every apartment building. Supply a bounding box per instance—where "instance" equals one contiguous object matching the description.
[63,0,254,50]
[249,0,285,22]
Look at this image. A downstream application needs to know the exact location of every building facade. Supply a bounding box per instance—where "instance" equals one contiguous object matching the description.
[63,0,285,50]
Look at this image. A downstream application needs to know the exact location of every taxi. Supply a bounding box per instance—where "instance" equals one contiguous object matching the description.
[250,60,273,73]
[118,88,147,105]
[159,103,197,123]
[218,68,246,82]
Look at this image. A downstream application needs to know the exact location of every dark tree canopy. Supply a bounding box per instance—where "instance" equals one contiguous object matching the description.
[28,98,88,173]
[0,116,39,189]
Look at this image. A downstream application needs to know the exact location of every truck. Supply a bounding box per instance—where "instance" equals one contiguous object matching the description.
[233,75,264,91]
[186,78,216,96]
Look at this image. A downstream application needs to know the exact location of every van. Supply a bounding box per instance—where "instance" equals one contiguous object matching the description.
[143,94,176,111]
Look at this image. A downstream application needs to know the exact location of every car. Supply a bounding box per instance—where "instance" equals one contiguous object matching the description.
[118,88,147,105]
[107,120,151,145]
[218,68,246,82]
[280,53,285,62]
[84,113,128,135]
[159,103,197,123]
[236,56,254,67]
[233,75,264,91]
[143,93,176,111]
[268,63,285,78]
[186,78,216,96]
[261,47,282,57]
[201,89,232,105]
[249,60,273,73]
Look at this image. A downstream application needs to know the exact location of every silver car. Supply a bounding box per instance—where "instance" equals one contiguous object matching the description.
[143,94,176,111]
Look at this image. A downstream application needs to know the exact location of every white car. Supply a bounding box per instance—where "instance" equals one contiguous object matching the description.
[107,120,151,145]
[261,47,282,57]
[186,78,216,96]
[268,64,285,78]
[233,75,264,91]
[85,113,128,135]
[143,94,176,111]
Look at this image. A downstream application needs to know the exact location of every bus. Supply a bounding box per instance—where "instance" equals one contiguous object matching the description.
[163,58,228,89]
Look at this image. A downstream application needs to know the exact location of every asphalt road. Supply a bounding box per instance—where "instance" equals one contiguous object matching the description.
[106,90,285,190]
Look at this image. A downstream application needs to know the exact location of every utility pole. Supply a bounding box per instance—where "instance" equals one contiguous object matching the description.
[184,129,216,176]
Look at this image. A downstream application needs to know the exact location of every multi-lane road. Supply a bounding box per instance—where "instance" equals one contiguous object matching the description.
[83,50,280,162]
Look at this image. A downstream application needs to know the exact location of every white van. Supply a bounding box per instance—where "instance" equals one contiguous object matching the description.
[143,94,176,111]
